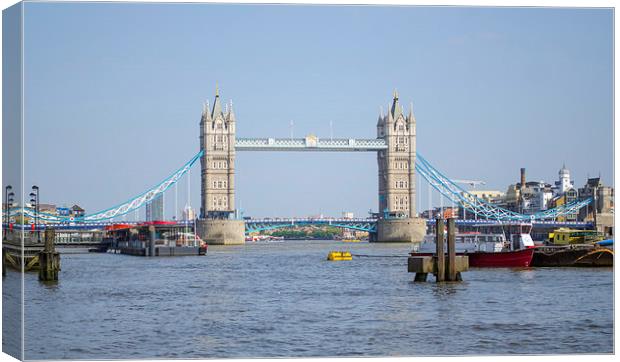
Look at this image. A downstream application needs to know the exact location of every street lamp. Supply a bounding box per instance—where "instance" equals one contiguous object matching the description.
[30,192,37,242]
[4,185,13,241]
[31,185,40,243]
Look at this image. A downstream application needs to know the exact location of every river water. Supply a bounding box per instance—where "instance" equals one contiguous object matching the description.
[4,239,614,359]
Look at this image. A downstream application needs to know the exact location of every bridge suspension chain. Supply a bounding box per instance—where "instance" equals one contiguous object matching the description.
[7,149,591,224]
[415,153,592,221]
[7,150,203,223]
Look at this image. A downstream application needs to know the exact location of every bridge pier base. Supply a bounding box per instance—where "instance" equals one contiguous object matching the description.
[373,217,427,243]
[196,219,245,245]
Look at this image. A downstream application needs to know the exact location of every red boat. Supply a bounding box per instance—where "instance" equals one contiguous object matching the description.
[465,248,534,267]
[410,248,534,268]
[410,222,535,268]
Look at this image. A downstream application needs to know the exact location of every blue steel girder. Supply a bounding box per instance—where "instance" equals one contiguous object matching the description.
[244,219,377,234]
[415,153,593,222]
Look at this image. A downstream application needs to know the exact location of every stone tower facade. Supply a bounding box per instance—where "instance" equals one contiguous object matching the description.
[200,87,236,219]
[377,90,417,218]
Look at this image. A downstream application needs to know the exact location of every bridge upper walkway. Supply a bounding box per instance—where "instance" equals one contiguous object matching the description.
[236,137,387,152]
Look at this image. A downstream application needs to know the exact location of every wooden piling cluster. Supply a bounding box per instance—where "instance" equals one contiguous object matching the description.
[38,228,60,281]
[2,247,6,277]
[408,218,468,282]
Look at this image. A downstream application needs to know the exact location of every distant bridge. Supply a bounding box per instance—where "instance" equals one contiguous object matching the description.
[243,218,594,234]
[245,218,378,233]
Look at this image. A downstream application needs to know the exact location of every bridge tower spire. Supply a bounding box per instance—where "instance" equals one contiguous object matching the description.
[378,90,417,217]
[200,86,236,219]
[374,90,425,243]
[197,86,245,244]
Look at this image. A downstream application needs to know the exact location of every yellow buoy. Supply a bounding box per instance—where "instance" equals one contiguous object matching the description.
[327,251,352,261]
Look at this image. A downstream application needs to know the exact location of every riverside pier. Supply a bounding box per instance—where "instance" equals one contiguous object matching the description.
[106,222,206,256]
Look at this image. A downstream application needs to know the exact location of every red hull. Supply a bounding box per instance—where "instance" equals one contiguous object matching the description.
[411,248,534,268]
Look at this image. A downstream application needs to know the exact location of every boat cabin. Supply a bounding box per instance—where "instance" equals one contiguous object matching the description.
[415,222,535,253]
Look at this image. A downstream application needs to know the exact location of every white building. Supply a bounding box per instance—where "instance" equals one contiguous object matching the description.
[183,205,196,221]
[554,164,574,196]
[522,181,554,212]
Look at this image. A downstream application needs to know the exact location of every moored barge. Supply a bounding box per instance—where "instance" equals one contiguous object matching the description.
[532,242,613,267]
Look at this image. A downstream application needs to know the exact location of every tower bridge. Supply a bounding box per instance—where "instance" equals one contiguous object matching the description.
[197,88,425,244]
[7,88,593,244]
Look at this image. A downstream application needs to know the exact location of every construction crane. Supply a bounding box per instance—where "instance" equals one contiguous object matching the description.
[453,179,486,190]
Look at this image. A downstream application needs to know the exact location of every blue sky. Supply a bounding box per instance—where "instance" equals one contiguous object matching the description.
[21,2,613,218]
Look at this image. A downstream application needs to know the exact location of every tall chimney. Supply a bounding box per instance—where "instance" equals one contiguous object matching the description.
[520,168,526,189]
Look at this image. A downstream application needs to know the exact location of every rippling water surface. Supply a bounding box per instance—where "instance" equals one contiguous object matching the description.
[6,240,613,359]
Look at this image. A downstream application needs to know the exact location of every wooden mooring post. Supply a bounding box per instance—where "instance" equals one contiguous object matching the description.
[2,247,6,277]
[39,228,60,281]
[446,218,462,281]
[435,218,446,282]
[408,217,468,282]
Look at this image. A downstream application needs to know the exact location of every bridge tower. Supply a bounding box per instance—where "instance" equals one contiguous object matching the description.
[373,90,426,242]
[196,86,245,244]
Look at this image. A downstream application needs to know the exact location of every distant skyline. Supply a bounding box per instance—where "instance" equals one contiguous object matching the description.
[14,2,614,218]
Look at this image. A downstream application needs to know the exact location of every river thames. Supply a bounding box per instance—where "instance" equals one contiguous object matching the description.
[4,240,613,359]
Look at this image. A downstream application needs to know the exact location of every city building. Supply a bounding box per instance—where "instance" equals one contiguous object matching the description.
[504,184,521,212]
[420,207,460,220]
[468,190,505,203]
[145,195,164,221]
[183,205,196,221]
[549,188,578,222]
[441,206,459,219]
[553,164,574,196]
[341,211,354,219]
[71,205,85,218]
[57,206,71,216]
[521,181,554,213]
[39,203,57,214]
[20,203,85,223]
[419,209,434,219]
[503,168,553,214]
[578,177,614,235]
